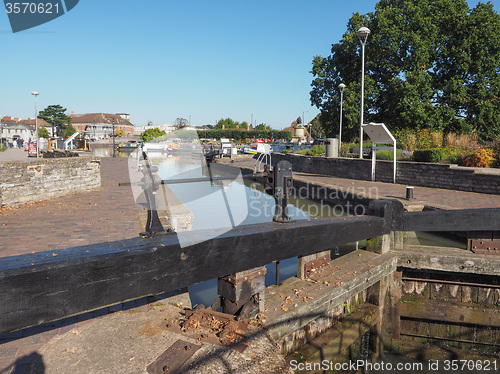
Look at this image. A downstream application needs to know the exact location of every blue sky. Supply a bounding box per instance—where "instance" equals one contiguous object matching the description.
[1,0,499,129]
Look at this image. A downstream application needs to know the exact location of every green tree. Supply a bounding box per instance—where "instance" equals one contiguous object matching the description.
[215,118,240,129]
[254,123,271,131]
[38,105,72,138]
[309,114,326,139]
[62,124,76,138]
[310,0,500,141]
[38,126,50,138]
[140,128,166,142]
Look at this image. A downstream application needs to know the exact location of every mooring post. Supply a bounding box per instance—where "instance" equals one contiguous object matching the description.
[366,199,404,254]
[217,267,267,318]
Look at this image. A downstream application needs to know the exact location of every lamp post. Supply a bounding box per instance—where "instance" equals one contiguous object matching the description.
[31,91,39,158]
[357,26,370,159]
[338,83,346,146]
[112,118,116,157]
[302,110,308,140]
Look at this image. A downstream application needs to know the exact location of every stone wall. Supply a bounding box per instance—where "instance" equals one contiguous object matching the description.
[0,156,101,207]
[272,153,500,195]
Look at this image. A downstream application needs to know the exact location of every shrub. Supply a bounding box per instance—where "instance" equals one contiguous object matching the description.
[305,145,325,156]
[492,139,500,166]
[464,148,497,168]
[445,133,479,149]
[375,149,405,160]
[281,148,292,154]
[412,148,449,163]
[446,148,468,165]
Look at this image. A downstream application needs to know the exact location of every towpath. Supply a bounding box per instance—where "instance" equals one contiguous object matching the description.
[222,155,500,210]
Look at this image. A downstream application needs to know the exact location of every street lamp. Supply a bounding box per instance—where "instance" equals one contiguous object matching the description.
[112,117,116,157]
[357,26,370,159]
[338,83,346,146]
[31,91,39,158]
[302,110,309,140]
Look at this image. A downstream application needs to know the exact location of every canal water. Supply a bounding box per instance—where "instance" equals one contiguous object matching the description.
[148,152,348,307]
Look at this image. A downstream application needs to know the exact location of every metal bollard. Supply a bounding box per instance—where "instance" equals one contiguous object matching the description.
[406,186,415,200]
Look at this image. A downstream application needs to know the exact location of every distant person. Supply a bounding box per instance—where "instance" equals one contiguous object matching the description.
[8,138,13,148]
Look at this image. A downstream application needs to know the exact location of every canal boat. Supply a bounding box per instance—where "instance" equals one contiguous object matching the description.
[116,140,142,151]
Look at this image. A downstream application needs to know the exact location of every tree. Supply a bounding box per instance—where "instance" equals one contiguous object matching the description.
[175,118,188,129]
[310,0,500,141]
[38,126,50,138]
[140,128,166,142]
[254,123,271,131]
[309,114,326,139]
[62,124,76,138]
[38,105,72,138]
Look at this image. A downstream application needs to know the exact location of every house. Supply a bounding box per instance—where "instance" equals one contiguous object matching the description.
[0,117,36,142]
[70,113,135,140]
[18,117,53,137]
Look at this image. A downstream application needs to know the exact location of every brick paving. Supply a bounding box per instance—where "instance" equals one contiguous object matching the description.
[0,157,144,258]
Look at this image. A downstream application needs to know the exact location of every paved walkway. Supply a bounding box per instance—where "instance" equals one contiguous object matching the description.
[0,147,30,162]
[0,157,144,258]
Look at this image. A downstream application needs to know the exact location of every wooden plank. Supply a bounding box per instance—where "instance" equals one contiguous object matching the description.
[399,298,500,328]
[402,208,500,232]
[0,215,385,334]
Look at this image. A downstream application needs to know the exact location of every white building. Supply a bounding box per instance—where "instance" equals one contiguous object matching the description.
[134,123,176,136]
[0,119,36,142]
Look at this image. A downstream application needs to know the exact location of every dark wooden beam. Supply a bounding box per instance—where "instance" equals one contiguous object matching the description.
[400,298,500,328]
[0,216,385,334]
[402,208,500,232]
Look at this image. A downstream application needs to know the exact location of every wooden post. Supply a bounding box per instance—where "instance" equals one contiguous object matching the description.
[366,234,391,254]
[391,231,404,250]
[218,266,266,318]
[297,250,331,279]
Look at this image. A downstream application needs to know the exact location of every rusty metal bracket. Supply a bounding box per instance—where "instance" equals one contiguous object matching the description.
[146,340,201,374]
[468,231,500,255]
[304,254,331,277]
[220,268,267,285]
